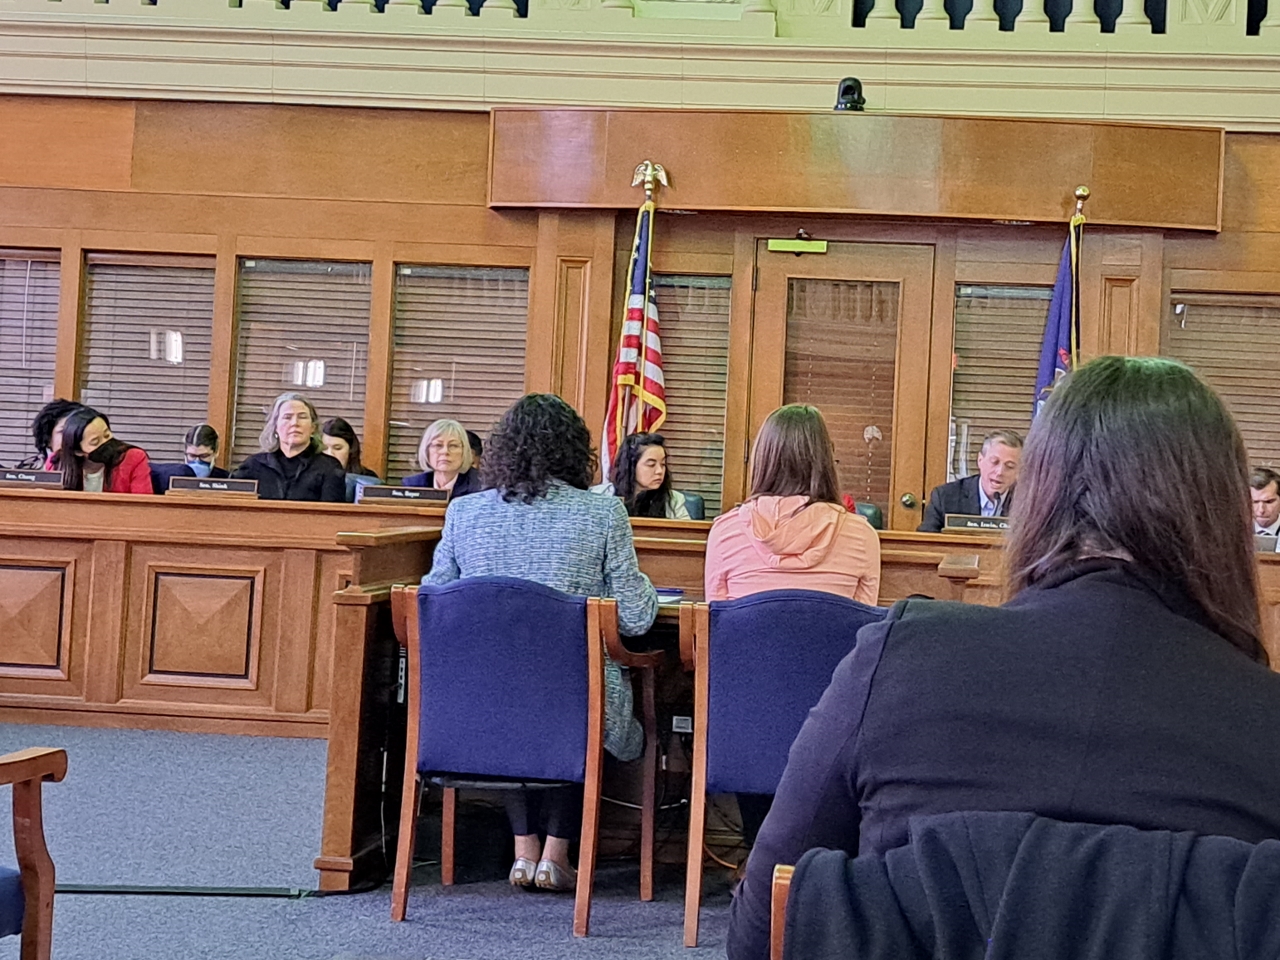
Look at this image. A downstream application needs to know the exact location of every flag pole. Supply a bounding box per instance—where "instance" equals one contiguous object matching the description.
[1069,185,1089,368]
[630,160,668,438]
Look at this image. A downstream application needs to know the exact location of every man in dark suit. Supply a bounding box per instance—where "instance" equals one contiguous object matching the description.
[918,430,1022,532]
[1250,467,1280,537]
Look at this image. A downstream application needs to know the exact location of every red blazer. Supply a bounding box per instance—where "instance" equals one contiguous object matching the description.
[106,447,154,494]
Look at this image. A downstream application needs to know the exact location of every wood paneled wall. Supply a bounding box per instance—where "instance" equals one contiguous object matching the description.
[2,96,1280,509]
[491,110,1225,231]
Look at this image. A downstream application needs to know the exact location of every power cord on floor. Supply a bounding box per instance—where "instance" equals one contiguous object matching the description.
[56,884,311,898]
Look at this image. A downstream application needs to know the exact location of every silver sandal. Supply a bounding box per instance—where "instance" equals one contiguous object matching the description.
[534,858,577,892]
[509,857,538,888]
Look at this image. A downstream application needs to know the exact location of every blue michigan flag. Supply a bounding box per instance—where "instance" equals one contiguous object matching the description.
[1034,211,1085,418]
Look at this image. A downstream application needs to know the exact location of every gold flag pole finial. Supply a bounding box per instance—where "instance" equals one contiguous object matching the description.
[1074,185,1090,216]
[632,161,669,202]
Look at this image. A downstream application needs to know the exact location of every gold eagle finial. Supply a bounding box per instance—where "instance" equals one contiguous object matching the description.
[632,161,669,201]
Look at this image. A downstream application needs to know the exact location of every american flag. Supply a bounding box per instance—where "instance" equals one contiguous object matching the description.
[601,200,666,482]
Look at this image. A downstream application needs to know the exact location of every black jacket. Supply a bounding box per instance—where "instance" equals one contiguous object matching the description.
[728,559,1280,960]
[918,474,1012,532]
[231,448,346,502]
[150,462,230,495]
[787,811,1280,960]
[401,467,481,499]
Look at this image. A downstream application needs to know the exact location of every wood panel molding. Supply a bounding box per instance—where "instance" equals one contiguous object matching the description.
[0,492,451,735]
[145,570,261,685]
[0,564,67,675]
[491,110,1224,232]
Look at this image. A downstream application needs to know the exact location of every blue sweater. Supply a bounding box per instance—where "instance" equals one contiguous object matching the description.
[423,481,658,760]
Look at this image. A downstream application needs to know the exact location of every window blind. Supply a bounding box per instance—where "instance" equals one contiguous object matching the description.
[80,256,216,463]
[232,259,371,467]
[387,265,528,483]
[949,284,1049,479]
[653,275,730,515]
[783,278,898,514]
[0,252,59,467]
[1164,292,1280,466]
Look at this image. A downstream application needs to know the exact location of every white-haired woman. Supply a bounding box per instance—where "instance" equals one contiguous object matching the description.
[231,392,346,502]
[402,419,481,499]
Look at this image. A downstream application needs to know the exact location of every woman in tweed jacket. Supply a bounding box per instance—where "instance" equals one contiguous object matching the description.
[422,393,658,891]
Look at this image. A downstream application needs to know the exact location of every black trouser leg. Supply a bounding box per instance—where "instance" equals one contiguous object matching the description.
[505,785,582,840]
[505,789,540,837]
[737,792,774,847]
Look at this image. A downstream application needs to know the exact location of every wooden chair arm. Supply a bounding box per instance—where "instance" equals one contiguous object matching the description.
[678,602,695,672]
[599,599,664,671]
[0,747,67,787]
[390,584,414,649]
[6,747,64,960]
[770,863,794,960]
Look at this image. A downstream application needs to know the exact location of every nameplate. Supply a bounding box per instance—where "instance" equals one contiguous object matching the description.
[944,514,1010,533]
[1256,535,1279,554]
[358,485,449,503]
[0,469,63,487]
[168,477,259,497]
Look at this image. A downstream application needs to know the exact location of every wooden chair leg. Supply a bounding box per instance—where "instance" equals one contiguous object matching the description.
[770,864,795,960]
[639,668,657,903]
[13,779,54,960]
[441,786,457,886]
[390,773,422,922]
[574,773,603,937]
[683,785,707,947]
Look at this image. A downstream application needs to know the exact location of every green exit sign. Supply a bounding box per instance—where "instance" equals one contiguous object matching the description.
[766,238,829,254]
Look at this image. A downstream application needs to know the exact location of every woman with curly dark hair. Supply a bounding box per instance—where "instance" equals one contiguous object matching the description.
[423,393,657,894]
[15,397,83,470]
[592,432,690,519]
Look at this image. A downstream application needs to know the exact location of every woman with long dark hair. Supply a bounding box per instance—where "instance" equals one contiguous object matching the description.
[727,357,1280,960]
[59,407,153,494]
[595,432,690,519]
[422,393,657,894]
[705,404,879,604]
[321,417,380,502]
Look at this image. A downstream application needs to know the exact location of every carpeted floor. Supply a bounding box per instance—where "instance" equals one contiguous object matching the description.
[0,724,327,889]
[0,864,732,960]
[0,724,733,960]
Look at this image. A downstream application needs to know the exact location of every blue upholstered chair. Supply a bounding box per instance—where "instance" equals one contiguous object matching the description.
[1,747,67,960]
[388,578,661,937]
[681,492,705,521]
[681,590,887,946]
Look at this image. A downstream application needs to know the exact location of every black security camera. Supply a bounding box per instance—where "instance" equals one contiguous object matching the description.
[834,77,866,112]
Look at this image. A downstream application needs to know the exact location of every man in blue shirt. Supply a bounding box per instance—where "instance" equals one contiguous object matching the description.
[918,430,1022,531]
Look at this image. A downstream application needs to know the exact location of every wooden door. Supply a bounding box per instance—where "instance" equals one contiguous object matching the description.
[751,241,936,530]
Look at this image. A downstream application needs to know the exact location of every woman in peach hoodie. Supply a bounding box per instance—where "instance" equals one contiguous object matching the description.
[705,404,880,605]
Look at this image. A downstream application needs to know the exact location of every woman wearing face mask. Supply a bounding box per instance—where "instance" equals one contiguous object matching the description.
[150,424,232,493]
[59,407,154,494]
[231,393,346,502]
[593,432,690,520]
[321,417,381,503]
[402,419,481,498]
[182,424,230,480]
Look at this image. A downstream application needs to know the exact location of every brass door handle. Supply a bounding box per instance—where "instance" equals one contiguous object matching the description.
[900,492,919,510]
